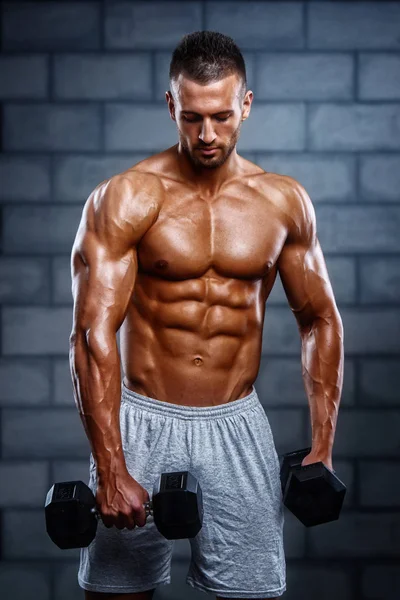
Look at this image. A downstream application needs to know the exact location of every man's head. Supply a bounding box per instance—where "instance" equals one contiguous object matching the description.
[166,31,253,170]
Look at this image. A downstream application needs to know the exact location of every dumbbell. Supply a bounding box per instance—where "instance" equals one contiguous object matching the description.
[45,471,203,549]
[280,447,346,527]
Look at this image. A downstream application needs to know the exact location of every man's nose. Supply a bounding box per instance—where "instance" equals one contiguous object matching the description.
[199,119,216,145]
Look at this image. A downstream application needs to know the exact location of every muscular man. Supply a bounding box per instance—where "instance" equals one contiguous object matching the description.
[70,31,344,600]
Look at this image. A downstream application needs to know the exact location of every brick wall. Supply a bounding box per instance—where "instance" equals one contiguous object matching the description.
[1,1,399,599]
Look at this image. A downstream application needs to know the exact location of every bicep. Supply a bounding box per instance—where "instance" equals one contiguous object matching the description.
[71,231,137,338]
[276,179,339,330]
[70,177,144,339]
[277,236,337,331]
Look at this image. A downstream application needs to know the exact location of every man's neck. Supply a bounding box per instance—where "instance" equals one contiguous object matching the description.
[175,143,240,198]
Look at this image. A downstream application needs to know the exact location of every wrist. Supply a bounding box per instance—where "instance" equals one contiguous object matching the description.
[96,454,128,483]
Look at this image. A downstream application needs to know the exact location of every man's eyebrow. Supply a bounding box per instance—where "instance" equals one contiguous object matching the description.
[181,110,233,116]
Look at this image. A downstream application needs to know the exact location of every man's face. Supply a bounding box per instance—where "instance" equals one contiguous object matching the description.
[166,72,253,170]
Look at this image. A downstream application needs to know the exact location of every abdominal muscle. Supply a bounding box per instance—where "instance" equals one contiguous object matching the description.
[120,274,267,407]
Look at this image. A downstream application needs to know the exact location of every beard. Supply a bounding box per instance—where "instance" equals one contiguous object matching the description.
[178,121,242,171]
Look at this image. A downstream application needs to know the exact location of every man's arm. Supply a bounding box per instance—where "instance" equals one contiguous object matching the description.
[277,179,344,469]
[69,172,160,484]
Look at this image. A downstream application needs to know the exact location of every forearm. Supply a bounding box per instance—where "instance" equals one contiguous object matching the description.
[300,312,344,457]
[69,329,127,482]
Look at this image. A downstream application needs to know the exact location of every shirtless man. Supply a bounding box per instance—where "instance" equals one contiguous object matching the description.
[70,31,344,600]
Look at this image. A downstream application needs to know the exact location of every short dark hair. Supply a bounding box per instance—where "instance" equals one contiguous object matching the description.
[169,31,247,101]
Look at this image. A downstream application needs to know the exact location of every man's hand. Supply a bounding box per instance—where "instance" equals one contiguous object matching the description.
[301,449,334,473]
[95,469,151,530]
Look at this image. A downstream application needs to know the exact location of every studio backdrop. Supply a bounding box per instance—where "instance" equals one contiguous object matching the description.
[0,1,399,600]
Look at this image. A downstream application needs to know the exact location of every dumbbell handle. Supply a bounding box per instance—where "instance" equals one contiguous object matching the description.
[90,500,153,520]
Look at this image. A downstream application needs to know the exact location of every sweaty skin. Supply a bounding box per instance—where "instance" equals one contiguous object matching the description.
[69,74,344,537]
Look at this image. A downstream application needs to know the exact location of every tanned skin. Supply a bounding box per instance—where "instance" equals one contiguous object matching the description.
[70,72,344,600]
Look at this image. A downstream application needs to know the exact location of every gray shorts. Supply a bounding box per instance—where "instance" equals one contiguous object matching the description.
[78,382,286,598]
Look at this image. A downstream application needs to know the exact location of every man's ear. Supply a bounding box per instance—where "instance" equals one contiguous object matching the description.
[241,90,253,122]
[166,91,176,122]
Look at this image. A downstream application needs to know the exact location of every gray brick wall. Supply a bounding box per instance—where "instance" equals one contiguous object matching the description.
[0,2,399,599]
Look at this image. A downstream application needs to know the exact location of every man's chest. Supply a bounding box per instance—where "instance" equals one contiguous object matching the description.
[137,190,288,280]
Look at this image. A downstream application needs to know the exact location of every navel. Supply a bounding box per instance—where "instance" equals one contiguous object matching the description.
[193,357,203,366]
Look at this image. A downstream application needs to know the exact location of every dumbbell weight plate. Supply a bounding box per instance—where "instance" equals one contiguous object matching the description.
[280,447,346,527]
[152,471,204,539]
[45,481,97,549]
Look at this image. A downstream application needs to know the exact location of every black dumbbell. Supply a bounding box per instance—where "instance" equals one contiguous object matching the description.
[280,447,346,527]
[45,471,203,549]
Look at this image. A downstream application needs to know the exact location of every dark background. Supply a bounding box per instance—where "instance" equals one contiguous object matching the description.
[0,1,399,599]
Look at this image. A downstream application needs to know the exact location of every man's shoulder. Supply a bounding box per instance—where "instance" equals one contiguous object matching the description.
[256,172,312,213]
[94,156,167,214]
[126,147,176,183]
[254,171,302,196]
[82,164,164,246]
[116,162,165,197]
[253,172,315,242]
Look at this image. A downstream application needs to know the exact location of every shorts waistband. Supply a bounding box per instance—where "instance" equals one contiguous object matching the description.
[121,381,260,420]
